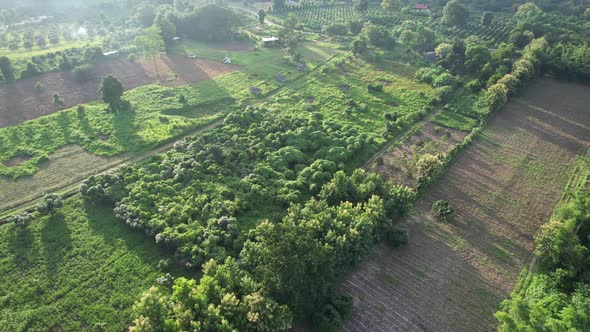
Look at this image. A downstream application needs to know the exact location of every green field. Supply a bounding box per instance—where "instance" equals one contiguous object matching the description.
[0,197,185,331]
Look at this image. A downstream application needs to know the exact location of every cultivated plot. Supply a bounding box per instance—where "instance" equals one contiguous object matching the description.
[339,79,590,331]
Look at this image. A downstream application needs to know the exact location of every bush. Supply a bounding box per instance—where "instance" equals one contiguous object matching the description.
[367,83,384,93]
[323,23,348,36]
[6,212,33,227]
[72,64,94,82]
[34,81,44,93]
[312,304,342,332]
[330,295,353,320]
[52,93,64,106]
[386,228,409,247]
[36,194,64,215]
[432,200,454,222]
[433,72,457,87]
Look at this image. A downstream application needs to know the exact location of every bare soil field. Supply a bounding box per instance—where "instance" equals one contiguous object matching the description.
[369,122,468,188]
[0,145,127,213]
[0,56,238,128]
[339,79,590,331]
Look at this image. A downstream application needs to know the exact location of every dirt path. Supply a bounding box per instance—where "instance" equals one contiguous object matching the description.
[338,79,590,331]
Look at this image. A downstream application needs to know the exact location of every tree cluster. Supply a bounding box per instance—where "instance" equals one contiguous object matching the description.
[496,188,590,330]
[129,169,416,331]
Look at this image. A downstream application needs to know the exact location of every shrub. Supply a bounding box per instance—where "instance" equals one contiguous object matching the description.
[432,200,454,222]
[6,212,33,227]
[72,64,94,82]
[433,72,457,87]
[34,81,44,92]
[36,194,64,215]
[312,304,342,332]
[330,295,353,320]
[367,83,384,93]
[386,228,409,247]
[323,23,348,36]
[52,93,64,105]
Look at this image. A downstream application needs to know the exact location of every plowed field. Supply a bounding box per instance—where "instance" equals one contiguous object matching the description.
[339,79,590,331]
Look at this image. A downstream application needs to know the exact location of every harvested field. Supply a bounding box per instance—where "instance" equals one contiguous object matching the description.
[0,56,238,128]
[370,122,467,188]
[339,79,590,331]
[0,145,127,213]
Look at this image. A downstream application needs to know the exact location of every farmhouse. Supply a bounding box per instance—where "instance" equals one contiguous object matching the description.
[262,36,280,47]
[412,4,429,10]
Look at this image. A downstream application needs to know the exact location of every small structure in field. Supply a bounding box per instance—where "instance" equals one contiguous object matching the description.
[297,63,308,72]
[275,74,287,82]
[103,50,120,57]
[412,4,429,10]
[249,86,262,95]
[262,37,280,47]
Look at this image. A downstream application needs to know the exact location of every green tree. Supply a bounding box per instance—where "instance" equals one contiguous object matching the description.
[381,0,402,11]
[432,200,454,222]
[443,0,469,27]
[465,44,491,72]
[99,75,124,110]
[284,14,298,30]
[482,11,493,25]
[154,12,176,44]
[348,20,364,35]
[399,30,415,47]
[353,0,369,15]
[362,23,392,48]
[135,26,165,76]
[258,9,266,25]
[351,37,368,56]
[0,56,15,81]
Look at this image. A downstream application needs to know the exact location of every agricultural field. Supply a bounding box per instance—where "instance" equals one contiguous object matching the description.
[0,197,186,331]
[269,4,513,46]
[2,0,590,330]
[338,79,590,331]
[0,56,237,127]
[0,39,341,212]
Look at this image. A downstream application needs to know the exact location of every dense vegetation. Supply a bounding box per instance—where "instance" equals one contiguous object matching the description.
[82,107,378,267]
[2,0,590,330]
[129,169,415,330]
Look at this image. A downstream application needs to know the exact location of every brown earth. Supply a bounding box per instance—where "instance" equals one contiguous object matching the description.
[0,56,238,128]
[339,79,590,331]
[3,155,32,167]
[369,122,467,188]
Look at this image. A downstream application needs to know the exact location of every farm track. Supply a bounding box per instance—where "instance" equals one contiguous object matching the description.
[339,78,590,331]
[0,50,341,221]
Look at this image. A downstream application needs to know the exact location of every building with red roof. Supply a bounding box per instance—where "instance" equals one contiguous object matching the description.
[412,4,429,10]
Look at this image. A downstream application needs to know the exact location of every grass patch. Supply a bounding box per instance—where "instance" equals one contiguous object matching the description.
[432,111,479,131]
[0,197,184,331]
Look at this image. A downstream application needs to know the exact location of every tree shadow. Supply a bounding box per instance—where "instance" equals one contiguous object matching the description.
[40,213,72,282]
[111,105,141,153]
[10,224,35,270]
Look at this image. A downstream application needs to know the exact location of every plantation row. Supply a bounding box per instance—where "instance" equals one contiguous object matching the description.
[270,4,426,32]
[441,13,515,46]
